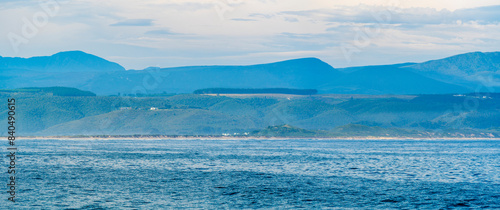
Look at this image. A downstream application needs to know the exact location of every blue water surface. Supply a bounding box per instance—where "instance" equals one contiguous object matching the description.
[2,139,500,209]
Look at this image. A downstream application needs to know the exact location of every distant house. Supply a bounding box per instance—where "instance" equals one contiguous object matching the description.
[150,107,158,111]
[120,107,132,110]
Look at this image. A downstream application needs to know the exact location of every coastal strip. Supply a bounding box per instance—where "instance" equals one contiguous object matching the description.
[12,135,500,141]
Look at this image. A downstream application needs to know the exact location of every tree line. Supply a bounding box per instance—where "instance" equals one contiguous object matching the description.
[193,88,318,95]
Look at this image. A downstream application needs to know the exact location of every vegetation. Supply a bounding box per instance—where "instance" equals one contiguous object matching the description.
[1,88,499,138]
[251,125,321,137]
[1,87,96,96]
[194,88,318,95]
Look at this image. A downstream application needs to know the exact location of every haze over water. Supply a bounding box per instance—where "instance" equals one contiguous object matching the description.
[4,139,500,209]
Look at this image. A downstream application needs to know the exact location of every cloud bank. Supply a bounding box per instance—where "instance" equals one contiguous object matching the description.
[1,0,499,69]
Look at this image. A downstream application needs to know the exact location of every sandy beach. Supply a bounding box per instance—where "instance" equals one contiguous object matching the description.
[13,136,500,141]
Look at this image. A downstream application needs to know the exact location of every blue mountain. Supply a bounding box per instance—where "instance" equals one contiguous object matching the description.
[403,52,500,91]
[0,51,125,72]
[2,50,499,95]
[328,65,469,94]
[0,51,125,89]
[84,58,341,94]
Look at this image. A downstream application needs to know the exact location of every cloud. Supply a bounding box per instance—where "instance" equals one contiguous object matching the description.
[145,29,176,35]
[110,19,154,26]
[1,0,500,70]
[284,17,299,22]
[231,18,257,22]
[280,5,500,26]
[249,13,275,19]
[453,5,500,24]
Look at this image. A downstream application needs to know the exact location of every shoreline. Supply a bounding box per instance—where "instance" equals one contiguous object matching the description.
[12,136,500,141]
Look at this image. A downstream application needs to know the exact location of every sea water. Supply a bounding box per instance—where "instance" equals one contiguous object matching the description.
[2,139,499,209]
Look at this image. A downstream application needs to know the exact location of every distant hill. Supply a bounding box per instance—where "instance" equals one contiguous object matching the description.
[407,51,500,77]
[2,50,500,95]
[193,88,318,95]
[0,51,125,72]
[325,65,469,94]
[1,92,499,137]
[0,51,125,89]
[0,87,96,96]
[84,57,340,95]
[403,52,500,91]
[58,55,479,95]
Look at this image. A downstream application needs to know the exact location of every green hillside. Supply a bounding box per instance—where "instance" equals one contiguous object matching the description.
[194,88,318,95]
[0,87,97,96]
[251,125,323,137]
[1,89,500,137]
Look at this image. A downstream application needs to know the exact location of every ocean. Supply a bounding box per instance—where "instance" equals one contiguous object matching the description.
[3,139,500,209]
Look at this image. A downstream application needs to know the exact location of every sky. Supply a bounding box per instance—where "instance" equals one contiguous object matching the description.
[1,0,500,69]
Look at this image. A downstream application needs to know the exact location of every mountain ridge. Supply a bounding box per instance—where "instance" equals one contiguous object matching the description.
[404,51,500,88]
[0,50,125,72]
[1,50,499,95]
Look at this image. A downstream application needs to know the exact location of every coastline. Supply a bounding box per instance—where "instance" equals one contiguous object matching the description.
[12,136,500,141]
